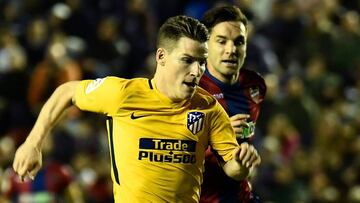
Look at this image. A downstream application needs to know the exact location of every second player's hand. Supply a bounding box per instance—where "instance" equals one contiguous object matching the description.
[224,143,261,180]
[12,141,42,182]
[234,142,261,169]
[230,114,250,137]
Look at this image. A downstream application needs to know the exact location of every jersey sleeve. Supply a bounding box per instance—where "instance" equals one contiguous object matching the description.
[74,77,127,115]
[208,102,239,162]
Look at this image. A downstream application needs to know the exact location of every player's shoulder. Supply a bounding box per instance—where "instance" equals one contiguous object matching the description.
[239,69,265,83]
[96,76,148,90]
[193,86,218,107]
[103,76,146,85]
[239,69,266,95]
[196,86,216,99]
[81,77,149,97]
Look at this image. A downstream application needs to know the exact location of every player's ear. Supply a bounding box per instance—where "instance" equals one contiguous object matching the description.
[156,48,166,66]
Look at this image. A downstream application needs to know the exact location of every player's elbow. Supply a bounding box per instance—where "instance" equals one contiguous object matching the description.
[55,81,80,102]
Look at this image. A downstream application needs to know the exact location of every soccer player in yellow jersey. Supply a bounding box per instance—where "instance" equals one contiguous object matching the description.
[13,15,261,203]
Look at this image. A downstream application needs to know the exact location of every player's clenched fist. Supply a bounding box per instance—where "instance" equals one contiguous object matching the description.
[12,141,42,182]
[222,142,261,181]
[234,142,261,170]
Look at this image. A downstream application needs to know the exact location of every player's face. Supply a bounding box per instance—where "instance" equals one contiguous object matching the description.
[207,21,247,83]
[163,37,207,101]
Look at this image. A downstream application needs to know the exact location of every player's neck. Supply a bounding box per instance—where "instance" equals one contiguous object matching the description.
[153,72,183,103]
[153,73,168,96]
[225,74,239,85]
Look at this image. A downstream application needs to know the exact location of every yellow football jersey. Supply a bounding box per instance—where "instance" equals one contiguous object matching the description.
[74,77,238,203]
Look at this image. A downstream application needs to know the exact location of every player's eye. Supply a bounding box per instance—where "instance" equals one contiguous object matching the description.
[182,57,193,64]
[234,36,245,46]
[216,39,226,45]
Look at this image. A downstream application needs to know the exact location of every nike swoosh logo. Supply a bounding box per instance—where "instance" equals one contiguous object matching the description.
[130,112,150,119]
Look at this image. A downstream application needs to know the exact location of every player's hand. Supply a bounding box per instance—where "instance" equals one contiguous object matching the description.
[12,141,42,182]
[229,114,252,139]
[233,142,261,169]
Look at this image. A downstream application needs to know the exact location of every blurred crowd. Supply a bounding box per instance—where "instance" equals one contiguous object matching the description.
[0,0,360,202]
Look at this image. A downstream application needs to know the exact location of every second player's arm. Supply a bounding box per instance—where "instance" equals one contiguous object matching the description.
[13,81,79,181]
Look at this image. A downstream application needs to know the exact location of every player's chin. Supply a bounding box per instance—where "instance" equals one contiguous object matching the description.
[221,64,240,73]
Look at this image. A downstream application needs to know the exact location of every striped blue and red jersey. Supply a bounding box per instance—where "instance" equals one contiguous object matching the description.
[199,68,266,203]
[199,68,266,122]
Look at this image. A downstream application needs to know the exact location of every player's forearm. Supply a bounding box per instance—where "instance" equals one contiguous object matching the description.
[26,81,79,148]
[222,158,251,181]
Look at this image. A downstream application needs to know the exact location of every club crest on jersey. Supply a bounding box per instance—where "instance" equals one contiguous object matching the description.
[187,112,204,135]
[212,93,224,99]
[249,86,260,104]
[86,78,105,94]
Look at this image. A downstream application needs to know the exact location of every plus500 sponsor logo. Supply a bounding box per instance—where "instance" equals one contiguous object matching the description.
[138,138,196,164]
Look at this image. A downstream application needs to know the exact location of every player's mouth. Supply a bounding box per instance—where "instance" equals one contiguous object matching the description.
[183,81,198,88]
[221,59,238,67]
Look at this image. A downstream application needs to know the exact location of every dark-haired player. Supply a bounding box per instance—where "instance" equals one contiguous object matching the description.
[200,5,266,203]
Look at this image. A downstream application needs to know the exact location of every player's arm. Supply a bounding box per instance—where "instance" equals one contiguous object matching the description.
[222,142,261,181]
[12,81,79,181]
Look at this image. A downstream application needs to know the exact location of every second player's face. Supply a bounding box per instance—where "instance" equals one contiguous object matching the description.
[164,37,208,101]
[207,21,247,82]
